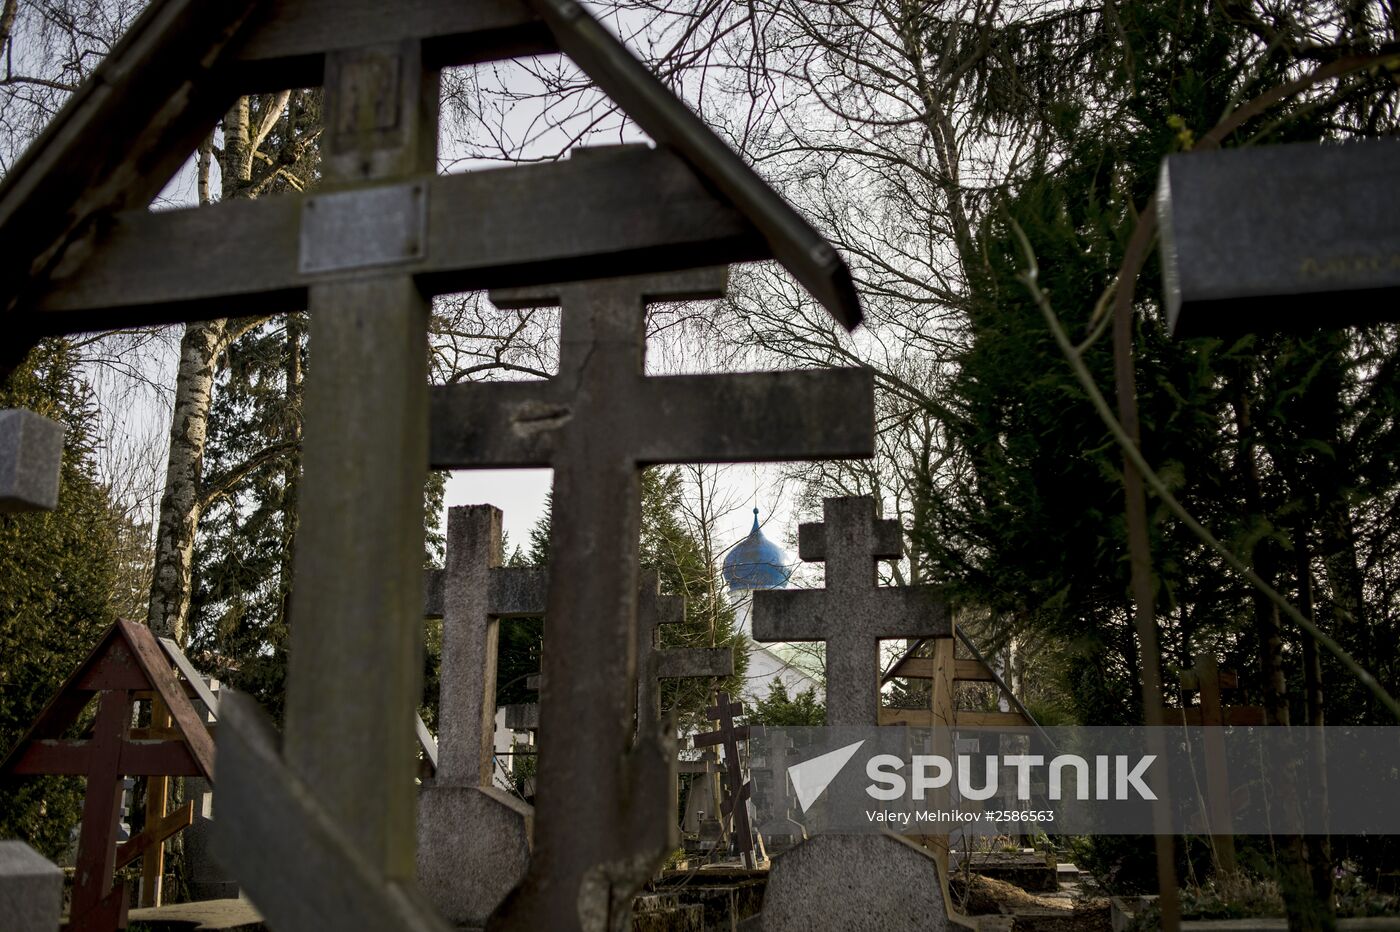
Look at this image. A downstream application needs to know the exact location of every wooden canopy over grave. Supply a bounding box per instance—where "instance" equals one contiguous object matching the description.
[0,0,863,381]
[0,2,874,930]
[0,619,215,932]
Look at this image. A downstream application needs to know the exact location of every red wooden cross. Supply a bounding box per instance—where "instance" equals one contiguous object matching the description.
[0,619,215,932]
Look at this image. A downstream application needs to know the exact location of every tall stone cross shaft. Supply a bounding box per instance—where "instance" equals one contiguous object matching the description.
[430,268,872,931]
[416,505,540,927]
[752,497,952,728]
[422,506,546,786]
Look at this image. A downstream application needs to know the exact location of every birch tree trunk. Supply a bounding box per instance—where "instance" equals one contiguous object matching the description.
[146,319,225,641]
[144,92,297,644]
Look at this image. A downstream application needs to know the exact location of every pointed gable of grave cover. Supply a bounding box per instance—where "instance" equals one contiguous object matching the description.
[0,0,862,381]
[0,618,214,781]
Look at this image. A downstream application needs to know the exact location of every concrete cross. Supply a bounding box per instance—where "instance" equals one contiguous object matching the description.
[0,408,62,512]
[431,269,872,930]
[416,505,538,927]
[752,497,952,728]
[693,692,754,866]
[635,570,734,735]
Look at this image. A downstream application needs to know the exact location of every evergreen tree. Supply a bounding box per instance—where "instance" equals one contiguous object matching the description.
[746,679,825,727]
[913,0,1399,901]
[0,340,136,860]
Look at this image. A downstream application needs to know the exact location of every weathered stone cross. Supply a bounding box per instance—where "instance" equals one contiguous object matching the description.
[752,497,952,728]
[693,692,755,866]
[635,570,735,735]
[430,269,871,930]
[417,505,542,927]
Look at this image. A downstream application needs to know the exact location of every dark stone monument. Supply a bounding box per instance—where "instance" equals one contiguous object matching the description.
[1158,138,1400,336]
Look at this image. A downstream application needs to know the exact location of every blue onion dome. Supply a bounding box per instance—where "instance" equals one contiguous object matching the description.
[723,508,795,591]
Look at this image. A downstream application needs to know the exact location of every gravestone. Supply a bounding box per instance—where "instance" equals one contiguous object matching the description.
[635,570,734,736]
[0,408,62,512]
[755,834,951,932]
[750,730,806,856]
[0,841,63,932]
[432,269,872,931]
[679,750,723,837]
[0,620,215,932]
[750,497,953,931]
[693,692,754,866]
[179,678,237,901]
[1158,138,1400,336]
[2,1,870,928]
[752,497,952,727]
[418,505,536,928]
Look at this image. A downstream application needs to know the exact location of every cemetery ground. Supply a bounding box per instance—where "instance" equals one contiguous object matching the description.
[4,1,1400,931]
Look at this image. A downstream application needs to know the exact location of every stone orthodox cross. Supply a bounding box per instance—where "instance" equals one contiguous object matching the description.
[417,505,543,927]
[752,497,952,728]
[431,269,871,929]
[635,571,734,736]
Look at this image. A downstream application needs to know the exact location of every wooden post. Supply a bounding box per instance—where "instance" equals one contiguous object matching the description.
[921,636,956,877]
[1193,659,1237,873]
[138,698,172,907]
[280,40,436,884]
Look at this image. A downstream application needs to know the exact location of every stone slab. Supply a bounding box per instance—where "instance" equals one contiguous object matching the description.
[126,896,266,931]
[1158,138,1400,336]
[0,409,62,513]
[0,841,62,932]
[1110,897,1400,932]
[416,785,532,928]
[753,834,949,931]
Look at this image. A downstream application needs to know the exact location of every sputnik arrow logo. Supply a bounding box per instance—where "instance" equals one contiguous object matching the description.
[787,740,866,813]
